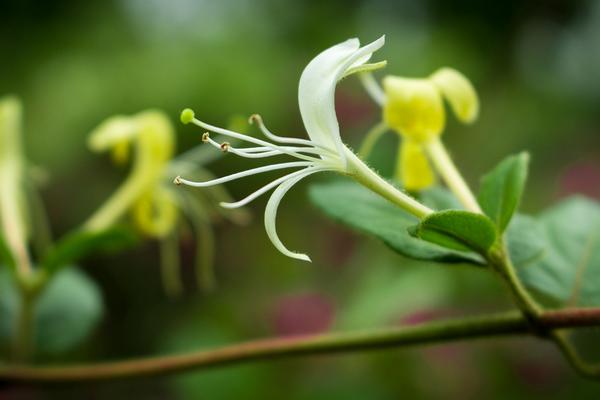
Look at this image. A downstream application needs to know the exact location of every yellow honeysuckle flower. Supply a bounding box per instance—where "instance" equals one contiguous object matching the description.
[360,67,480,202]
[84,109,247,295]
[85,110,175,235]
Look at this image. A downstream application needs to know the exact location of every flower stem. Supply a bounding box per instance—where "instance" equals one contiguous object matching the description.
[12,289,36,363]
[1,308,600,382]
[345,149,433,219]
[425,138,482,213]
[552,331,600,378]
[490,249,542,317]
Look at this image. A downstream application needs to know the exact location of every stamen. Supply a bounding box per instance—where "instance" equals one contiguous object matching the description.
[191,117,330,163]
[200,128,324,162]
[249,114,337,154]
[200,133,229,153]
[226,145,330,160]
[220,167,333,209]
[228,144,330,157]
[174,161,312,187]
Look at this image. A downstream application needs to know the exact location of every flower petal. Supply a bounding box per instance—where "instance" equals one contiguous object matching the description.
[264,167,328,262]
[298,36,385,164]
[88,116,138,153]
[382,76,445,143]
[430,67,479,124]
[398,140,435,191]
[132,187,178,238]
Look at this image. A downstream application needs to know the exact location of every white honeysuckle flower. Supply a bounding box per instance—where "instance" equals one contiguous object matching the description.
[175,36,433,262]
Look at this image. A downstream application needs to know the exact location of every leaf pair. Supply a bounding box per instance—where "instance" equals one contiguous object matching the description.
[413,152,529,256]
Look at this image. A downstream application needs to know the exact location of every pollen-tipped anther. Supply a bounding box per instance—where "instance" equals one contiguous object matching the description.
[220,142,230,152]
[248,114,262,125]
[173,176,182,185]
[201,132,210,142]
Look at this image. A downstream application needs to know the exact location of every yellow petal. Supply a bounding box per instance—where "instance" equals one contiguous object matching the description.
[399,140,435,191]
[134,111,175,165]
[111,140,130,165]
[84,110,176,232]
[382,76,445,143]
[430,67,479,124]
[132,187,178,238]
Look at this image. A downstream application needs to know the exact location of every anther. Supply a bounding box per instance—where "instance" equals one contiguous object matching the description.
[202,132,210,142]
[220,142,230,152]
[173,176,182,185]
[248,114,262,125]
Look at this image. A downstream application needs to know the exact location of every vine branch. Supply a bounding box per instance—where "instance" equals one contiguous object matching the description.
[1,307,600,383]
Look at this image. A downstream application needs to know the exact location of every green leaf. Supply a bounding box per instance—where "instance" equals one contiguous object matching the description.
[309,180,484,265]
[514,196,600,307]
[478,152,529,232]
[506,213,546,269]
[34,267,103,354]
[508,197,600,370]
[0,267,103,355]
[42,226,138,275]
[419,186,462,210]
[410,211,498,255]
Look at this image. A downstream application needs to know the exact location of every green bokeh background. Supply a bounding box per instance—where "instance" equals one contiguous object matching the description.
[1,0,600,398]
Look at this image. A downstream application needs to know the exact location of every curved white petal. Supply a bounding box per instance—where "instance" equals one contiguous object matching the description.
[298,36,385,165]
[220,168,310,209]
[264,167,328,262]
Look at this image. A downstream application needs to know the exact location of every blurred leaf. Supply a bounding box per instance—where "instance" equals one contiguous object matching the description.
[0,269,18,353]
[309,180,484,265]
[409,211,497,255]
[419,186,462,210]
[515,196,600,306]
[506,214,546,269]
[0,268,103,355]
[512,196,600,369]
[478,153,529,232]
[34,267,103,354]
[41,226,138,275]
[338,260,454,329]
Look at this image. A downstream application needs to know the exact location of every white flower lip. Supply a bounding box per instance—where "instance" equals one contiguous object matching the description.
[298,36,385,166]
[176,37,386,261]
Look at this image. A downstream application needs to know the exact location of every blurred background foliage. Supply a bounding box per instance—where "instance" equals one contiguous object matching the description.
[1,0,600,398]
